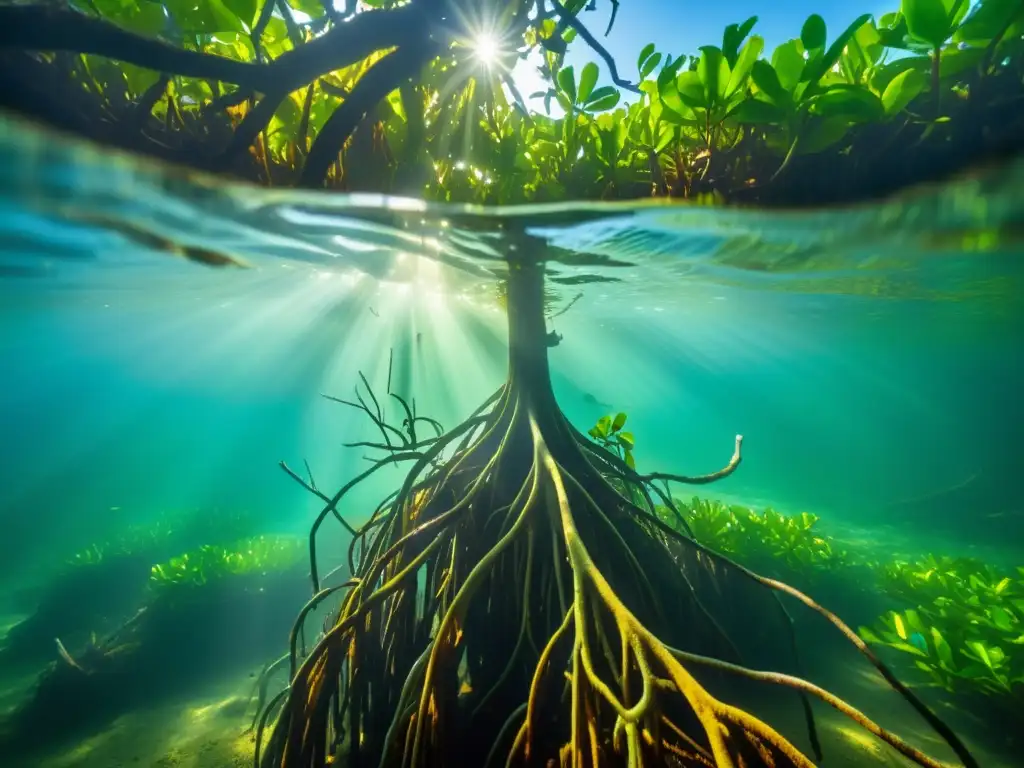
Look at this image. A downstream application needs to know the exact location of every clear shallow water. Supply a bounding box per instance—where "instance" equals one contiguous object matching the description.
[1,116,1023,766]
[2,114,1022,572]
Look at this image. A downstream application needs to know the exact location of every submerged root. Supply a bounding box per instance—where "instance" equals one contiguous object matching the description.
[258,253,974,768]
[257,379,976,768]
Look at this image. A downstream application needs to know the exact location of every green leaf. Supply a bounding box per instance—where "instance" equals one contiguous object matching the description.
[956,0,1024,46]
[722,16,758,66]
[578,62,599,105]
[730,97,787,124]
[697,46,730,105]
[585,88,620,112]
[771,40,806,91]
[858,626,883,644]
[617,431,635,448]
[750,61,793,109]
[223,0,259,26]
[901,0,955,48]
[557,65,577,103]
[612,412,627,432]
[808,84,884,122]
[965,640,996,671]
[801,14,828,52]
[887,641,930,657]
[625,452,636,470]
[724,35,764,98]
[797,116,850,153]
[638,43,656,72]
[869,55,930,93]
[931,627,955,668]
[802,14,873,83]
[881,68,928,116]
[989,606,1014,631]
[640,52,663,80]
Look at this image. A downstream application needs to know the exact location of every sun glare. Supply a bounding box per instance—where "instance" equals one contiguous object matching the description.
[473,33,499,66]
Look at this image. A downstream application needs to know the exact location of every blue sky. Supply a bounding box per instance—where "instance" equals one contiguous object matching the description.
[510,0,896,109]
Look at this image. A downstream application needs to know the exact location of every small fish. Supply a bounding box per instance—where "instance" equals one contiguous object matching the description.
[582,392,613,410]
[909,632,928,653]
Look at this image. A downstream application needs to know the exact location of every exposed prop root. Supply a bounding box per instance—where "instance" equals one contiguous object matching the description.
[258,258,975,768]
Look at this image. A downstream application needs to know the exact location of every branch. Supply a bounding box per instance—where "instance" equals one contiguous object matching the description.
[0,4,427,94]
[548,0,640,94]
[280,460,358,537]
[300,40,440,187]
[639,434,743,485]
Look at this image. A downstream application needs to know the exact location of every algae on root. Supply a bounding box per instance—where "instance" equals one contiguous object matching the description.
[258,236,977,768]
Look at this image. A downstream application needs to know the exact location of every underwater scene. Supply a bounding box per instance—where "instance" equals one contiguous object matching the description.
[1,1,1023,767]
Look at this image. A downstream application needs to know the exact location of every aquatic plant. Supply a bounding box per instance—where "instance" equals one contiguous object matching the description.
[254,240,975,768]
[587,411,636,468]
[62,507,259,571]
[860,556,1024,705]
[656,496,849,581]
[0,0,1018,205]
[148,535,305,592]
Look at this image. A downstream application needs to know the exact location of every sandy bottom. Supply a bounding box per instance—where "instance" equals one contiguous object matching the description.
[3,665,264,768]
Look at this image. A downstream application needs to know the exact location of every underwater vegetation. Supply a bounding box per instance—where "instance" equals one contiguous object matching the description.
[0,0,1019,204]
[860,556,1024,716]
[0,508,259,670]
[658,497,849,582]
[0,534,309,756]
[148,535,306,592]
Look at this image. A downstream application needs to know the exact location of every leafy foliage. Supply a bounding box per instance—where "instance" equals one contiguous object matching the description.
[4,0,1020,202]
[148,535,305,592]
[63,509,258,570]
[656,496,849,579]
[859,556,1024,702]
[588,412,635,469]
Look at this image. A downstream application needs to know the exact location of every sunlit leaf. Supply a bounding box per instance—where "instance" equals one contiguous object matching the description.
[640,52,663,80]
[637,42,656,72]
[585,87,620,112]
[724,35,764,98]
[557,65,576,103]
[881,68,928,116]
[578,62,599,105]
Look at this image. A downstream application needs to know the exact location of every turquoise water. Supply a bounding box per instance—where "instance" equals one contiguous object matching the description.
[1,116,1023,765]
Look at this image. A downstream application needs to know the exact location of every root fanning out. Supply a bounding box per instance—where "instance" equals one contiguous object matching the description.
[259,255,975,768]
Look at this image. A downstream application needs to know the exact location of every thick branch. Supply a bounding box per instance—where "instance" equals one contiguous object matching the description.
[300,40,439,187]
[0,4,426,94]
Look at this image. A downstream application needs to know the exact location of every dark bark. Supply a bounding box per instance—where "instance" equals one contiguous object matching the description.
[0,4,428,93]
[299,39,441,187]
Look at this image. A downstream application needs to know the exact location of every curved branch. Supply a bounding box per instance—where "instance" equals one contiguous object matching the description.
[0,4,426,94]
[300,40,440,187]
[640,434,743,485]
[548,0,640,94]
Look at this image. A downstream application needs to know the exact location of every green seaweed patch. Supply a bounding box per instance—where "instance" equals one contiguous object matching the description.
[656,496,849,580]
[859,557,1024,705]
[63,508,259,570]
[148,535,305,593]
